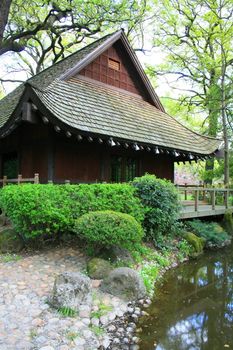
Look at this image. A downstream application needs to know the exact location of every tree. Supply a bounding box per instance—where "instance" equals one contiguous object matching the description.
[148,0,233,184]
[0,0,150,87]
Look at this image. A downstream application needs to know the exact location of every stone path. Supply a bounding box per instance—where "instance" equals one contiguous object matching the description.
[0,246,125,350]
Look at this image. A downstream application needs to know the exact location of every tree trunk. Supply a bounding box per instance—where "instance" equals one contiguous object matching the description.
[0,0,11,48]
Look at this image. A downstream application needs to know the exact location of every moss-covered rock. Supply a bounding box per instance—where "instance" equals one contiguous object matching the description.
[0,228,24,253]
[87,258,113,279]
[184,232,205,255]
[98,246,134,266]
[223,209,233,235]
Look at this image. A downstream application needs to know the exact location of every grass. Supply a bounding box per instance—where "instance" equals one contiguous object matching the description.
[0,253,21,263]
[89,325,105,337]
[29,328,38,339]
[91,303,113,319]
[58,306,78,318]
[66,330,80,341]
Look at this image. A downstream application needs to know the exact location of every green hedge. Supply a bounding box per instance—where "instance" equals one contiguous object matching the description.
[132,174,180,242]
[74,210,144,250]
[0,183,144,240]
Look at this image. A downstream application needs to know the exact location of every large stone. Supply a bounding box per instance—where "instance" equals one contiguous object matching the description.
[50,272,91,310]
[223,209,233,234]
[99,246,134,266]
[87,258,112,279]
[100,267,146,301]
[0,228,24,253]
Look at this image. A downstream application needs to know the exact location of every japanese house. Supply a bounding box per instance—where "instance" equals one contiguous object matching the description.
[0,30,221,183]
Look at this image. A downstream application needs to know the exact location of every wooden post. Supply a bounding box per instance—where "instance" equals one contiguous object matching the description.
[224,189,229,209]
[3,176,7,187]
[34,173,39,184]
[195,189,199,212]
[184,183,187,200]
[212,189,216,210]
[18,174,22,185]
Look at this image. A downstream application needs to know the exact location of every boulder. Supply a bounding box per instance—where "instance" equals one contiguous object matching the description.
[100,267,146,301]
[223,209,233,234]
[51,272,91,310]
[184,232,205,255]
[87,258,112,279]
[0,228,24,253]
[99,246,134,266]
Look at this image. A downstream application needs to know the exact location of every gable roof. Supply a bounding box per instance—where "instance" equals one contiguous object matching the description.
[0,30,221,157]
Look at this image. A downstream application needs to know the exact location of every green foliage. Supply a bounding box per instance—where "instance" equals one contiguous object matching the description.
[0,183,144,241]
[176,239,193,262]
[139,262,159,294]
[74,210,144,251]
[58,306,77,318]
[0,253,21,263]
[89,325,105,337]
[132,174,180,243]
[90,303,113,319]
[186,220,230,247]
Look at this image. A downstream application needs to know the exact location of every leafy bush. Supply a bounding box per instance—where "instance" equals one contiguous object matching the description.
[132,174,180,242]
[185,220,230,248]
[0,183,144,241]
[74,210,144,251]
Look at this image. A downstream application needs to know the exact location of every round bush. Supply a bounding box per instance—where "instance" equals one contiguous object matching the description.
[132,174,180,242]
[74,210,144,250]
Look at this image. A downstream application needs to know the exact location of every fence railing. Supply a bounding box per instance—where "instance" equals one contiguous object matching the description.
[177,185,233,212]
[0,173,39,186]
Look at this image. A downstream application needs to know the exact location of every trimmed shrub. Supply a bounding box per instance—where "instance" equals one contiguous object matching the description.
[0,183,144,241]
[132,174,180,242]
[74,210,144,251]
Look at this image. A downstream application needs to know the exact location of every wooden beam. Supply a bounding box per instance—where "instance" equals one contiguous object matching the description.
[47,130,55,182]
[22,102,38,123]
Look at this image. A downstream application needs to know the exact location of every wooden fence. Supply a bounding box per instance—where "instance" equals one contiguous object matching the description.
[0,173,39,186]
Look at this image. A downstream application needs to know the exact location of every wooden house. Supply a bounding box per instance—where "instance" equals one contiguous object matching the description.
[0,30,221,183]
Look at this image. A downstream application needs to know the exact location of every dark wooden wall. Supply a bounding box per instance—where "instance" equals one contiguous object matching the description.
[0,122,174,183]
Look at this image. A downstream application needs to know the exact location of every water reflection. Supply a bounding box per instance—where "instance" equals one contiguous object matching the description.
[138,245,233,350]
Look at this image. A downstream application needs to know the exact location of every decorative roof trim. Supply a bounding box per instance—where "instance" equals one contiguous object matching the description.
[59,29,165,112]
[60,30,122,81]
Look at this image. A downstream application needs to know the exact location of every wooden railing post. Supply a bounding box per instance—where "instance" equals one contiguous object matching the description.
[18,174,22,185]
[3,176,7,187]
[184,183,187,200]
[195,189,199,212]
[224,189,229,209]
[34,173,39,184]
[212,189,216,210]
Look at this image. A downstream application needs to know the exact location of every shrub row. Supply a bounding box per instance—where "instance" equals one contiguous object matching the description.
[0,174,180,247]
[0,183,144,240]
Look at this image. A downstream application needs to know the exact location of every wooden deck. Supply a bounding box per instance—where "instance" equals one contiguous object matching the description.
[178,186,233,219]
[180,203,233,219]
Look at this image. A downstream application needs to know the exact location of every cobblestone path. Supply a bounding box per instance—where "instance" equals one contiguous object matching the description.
[0,247,89,350]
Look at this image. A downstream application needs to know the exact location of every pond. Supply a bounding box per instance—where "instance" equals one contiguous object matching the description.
[137,244,233,350]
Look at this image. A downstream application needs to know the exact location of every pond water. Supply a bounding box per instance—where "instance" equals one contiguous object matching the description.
[137,245,233,350]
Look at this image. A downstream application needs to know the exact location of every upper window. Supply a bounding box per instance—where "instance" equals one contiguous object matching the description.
[108,58,120,71]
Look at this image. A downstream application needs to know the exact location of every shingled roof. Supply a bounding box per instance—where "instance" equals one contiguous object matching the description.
[0,30,221,157]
